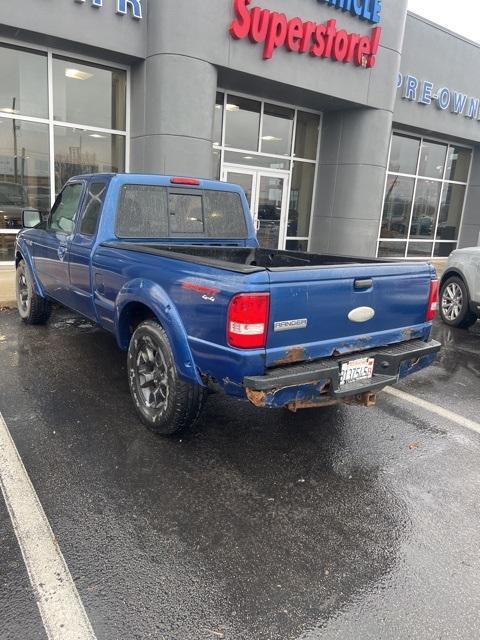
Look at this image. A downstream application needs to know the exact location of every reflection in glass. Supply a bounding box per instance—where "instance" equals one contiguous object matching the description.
[436,183,466,240]
[294,111,320,160]
[224,95,261,151]
[377,241,407,258]
[445,146,471,182]
[286,239,308,252]
[380,175,415,239]
[410,179,441,239]
[0,235,16,261]
[418,140,447,179]
[223,150,290,171]
[261,104,294,156]
[54,126,125,192]
[53,58,126,130]
[389,134,420,175]
[0,45,48,119]
[434,242,457,258]
[225,172,254,209]
[0,117,50,230]
[288,162,315,237]
[407,242,434,258]
[256,175,284,249]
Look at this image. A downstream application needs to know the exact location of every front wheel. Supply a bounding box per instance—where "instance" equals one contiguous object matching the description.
[440,276,477,329]
[127,320,206,436]
[16,260,51,325]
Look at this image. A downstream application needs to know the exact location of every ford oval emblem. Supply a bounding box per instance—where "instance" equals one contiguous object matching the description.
[348,306,375,323]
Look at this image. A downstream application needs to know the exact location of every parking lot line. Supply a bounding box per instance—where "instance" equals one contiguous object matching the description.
[384,387,480,436]
[0,412,97,640]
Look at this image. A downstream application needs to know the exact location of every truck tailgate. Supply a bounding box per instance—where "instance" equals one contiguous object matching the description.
[266,262,434,367]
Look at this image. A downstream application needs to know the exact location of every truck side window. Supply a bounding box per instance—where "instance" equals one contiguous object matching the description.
[49,183,84,234]
[80,182,107,236]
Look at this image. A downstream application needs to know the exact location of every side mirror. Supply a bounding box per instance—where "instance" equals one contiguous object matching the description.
[22,208,42,229]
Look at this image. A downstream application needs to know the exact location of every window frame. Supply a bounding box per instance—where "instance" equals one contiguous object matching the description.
[0,38,130,264]
[377,130,473,260]
[215,90,322,251]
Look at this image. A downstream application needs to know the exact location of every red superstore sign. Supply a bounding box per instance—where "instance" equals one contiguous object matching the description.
[229,0,382,68]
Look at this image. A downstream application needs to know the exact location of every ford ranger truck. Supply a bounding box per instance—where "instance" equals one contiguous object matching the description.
[15,174,441,435]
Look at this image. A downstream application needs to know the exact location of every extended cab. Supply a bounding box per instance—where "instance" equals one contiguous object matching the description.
[15,174,441,435]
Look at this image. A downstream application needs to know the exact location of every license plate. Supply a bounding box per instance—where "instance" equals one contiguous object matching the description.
[339,357,375,386]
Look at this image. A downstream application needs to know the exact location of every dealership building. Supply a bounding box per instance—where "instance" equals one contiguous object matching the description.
[1,0,480,268]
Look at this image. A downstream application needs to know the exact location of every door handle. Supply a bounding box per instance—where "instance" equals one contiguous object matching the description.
[354,279,373,290]
[57,245,67,260]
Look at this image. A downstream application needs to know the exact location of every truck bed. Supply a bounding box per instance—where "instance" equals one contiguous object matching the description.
[102,242,396,273]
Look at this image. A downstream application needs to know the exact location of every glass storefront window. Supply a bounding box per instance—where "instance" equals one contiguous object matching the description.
[286,239,308,252]
[288,162,315,237]
[434,242,458,257]
[218,94,320,251]
[389,134,420,175]
[0,44,128,263]
[0,118,50,230]
[437,183,466,240]
[445,146,471,182]
[379,132,472,259]
[261,104,294,156]
[418,140,447,179]
[223,150,290,171]
[0,46,48,119]
[212,92,224,178]
[380,175,415,239]
[407,242,434,258]
[377,241,407,258]
[53,58,126,130]
[54,127,125,192]
[224,95,261,151]
[410,179,441,239]
[294,111,320,160]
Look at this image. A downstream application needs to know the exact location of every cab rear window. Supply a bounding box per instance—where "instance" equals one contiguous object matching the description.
[116,185,247,239]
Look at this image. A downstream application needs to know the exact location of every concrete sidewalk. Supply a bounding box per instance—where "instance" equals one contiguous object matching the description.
[0,267,15,308]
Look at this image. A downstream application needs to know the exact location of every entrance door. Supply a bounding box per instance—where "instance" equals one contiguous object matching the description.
[222,166,289,249]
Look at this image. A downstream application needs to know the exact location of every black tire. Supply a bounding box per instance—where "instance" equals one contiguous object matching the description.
[127,319,206,435]
[16,259,51,325]
[440,276,477,329]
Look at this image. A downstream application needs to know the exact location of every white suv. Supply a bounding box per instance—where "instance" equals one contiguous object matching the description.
[440,247,480,329]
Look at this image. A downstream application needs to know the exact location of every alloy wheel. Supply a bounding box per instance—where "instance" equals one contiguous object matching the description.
[442,282,463,321]
[135,336,170,409]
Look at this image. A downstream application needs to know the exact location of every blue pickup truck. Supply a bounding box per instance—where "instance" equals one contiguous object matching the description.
[15,174,441,435]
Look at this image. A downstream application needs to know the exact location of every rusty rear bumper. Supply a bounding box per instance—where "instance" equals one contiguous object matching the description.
[244,339,441,409]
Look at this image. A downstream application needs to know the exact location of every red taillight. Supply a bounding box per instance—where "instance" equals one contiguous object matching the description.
[170,177,200,186]
[426,279,439,321]
[227,293,270,349]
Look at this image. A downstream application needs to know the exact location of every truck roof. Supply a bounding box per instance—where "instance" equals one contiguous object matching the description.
[67,173,242,192]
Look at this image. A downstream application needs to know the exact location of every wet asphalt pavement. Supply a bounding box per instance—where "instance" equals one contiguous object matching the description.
[0,308,480,640]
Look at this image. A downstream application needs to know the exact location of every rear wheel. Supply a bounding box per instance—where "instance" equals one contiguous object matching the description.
[127,320,206,436]
[440,276,477,329]
[16,260,51,325]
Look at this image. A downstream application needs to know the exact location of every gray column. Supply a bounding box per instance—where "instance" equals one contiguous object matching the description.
[310,108,393,258]
[130,54,218,178]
